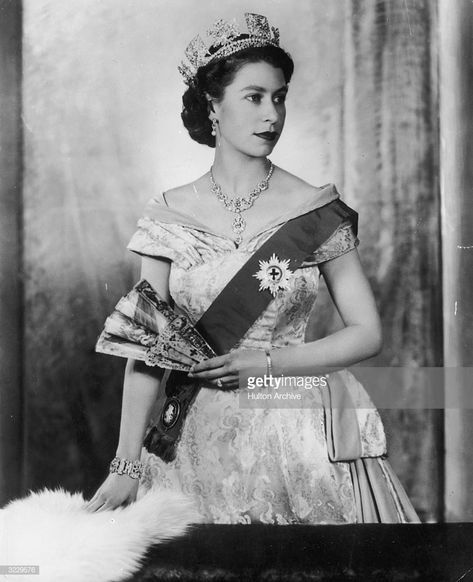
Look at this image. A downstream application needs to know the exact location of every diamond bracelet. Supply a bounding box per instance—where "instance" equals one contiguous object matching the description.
[265,348,273,377]
[109,456,144,480]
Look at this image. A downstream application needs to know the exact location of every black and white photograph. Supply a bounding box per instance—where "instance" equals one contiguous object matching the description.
[0,0,472,580]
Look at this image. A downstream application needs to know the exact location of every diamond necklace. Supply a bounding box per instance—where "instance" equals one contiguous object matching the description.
[209,160,274,245]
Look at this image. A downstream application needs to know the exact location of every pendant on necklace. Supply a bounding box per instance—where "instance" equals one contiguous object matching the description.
[209,160,274,248]
[232,213,245,245]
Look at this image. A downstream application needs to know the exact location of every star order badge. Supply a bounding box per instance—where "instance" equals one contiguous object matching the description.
[253,253,293,297]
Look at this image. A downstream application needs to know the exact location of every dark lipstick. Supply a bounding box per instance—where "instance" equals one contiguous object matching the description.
[255,131,278,141]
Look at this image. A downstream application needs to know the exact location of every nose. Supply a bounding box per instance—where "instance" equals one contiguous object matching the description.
[262,98,279,124]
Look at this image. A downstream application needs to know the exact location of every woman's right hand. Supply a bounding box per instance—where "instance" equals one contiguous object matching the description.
[84,472,140,512]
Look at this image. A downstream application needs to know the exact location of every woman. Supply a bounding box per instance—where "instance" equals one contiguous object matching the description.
[86,13,419,524]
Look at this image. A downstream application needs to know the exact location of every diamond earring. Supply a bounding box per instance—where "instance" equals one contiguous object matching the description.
[211,118,218,137]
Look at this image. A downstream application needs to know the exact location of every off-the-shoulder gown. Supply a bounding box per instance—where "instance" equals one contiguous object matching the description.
[127,184,419,525]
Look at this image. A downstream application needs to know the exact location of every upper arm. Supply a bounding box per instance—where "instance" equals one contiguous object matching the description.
[318,249,382,340]
[139,256,171,303]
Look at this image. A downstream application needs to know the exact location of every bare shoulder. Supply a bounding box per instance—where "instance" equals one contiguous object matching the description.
[163,173,209,212]
[273,166,327,202]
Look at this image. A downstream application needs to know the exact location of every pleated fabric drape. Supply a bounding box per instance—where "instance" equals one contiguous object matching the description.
[350,458,420,523]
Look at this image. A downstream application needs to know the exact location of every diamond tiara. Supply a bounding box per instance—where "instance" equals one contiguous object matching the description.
[178,13,280,85]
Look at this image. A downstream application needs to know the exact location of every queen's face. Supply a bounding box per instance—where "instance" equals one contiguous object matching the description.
[211,60,288,158]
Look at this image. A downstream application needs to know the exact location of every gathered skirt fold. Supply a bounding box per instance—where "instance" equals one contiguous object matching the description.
[349,457,420,523]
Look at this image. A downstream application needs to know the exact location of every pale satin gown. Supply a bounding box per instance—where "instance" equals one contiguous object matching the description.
[127,184,419,525]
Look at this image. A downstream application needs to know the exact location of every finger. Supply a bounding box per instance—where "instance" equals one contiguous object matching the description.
[95,501,114,513]
[222,378,240,391]
[190,355,229,374]
[83,497,99,511]
[209,375,239,390]
[191,366,228,380]
[84,496,106,513]
[85,490,101,504]
[84,501,102,512]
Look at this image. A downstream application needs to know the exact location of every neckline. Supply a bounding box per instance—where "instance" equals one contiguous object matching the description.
[148,183,338,248]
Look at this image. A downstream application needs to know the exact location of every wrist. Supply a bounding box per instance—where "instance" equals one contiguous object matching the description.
[268,347,284,376]
[264,348,273,377]
[109,456,144,480]
[115,444,143,460]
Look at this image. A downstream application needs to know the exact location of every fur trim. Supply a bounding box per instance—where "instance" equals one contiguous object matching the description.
[0,485,201,582]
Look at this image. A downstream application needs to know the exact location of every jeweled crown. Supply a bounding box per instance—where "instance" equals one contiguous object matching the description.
[178,13,280,85]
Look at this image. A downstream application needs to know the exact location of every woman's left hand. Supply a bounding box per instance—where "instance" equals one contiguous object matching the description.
[188,349,267,390]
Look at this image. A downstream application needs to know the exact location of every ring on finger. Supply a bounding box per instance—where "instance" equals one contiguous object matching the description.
[216,378,223,388]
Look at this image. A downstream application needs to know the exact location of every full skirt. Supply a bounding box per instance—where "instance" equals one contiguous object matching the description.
[137,385,419,524]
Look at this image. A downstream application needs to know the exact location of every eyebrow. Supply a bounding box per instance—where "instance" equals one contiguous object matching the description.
[240,85,288,93]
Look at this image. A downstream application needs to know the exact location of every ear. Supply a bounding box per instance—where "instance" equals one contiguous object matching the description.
[205,93,215,115]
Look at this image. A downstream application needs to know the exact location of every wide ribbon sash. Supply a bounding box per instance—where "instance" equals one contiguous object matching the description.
[195,198,357,354]
[143,198,360,461]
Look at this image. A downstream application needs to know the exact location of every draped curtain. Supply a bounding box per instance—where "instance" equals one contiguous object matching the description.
[20,0,441,520]
[341,0,442,521]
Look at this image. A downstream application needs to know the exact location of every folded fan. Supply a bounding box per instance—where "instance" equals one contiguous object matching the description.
[95,279,215,370]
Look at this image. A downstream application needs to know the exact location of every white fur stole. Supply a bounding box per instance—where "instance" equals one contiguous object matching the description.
[0,486,200,582]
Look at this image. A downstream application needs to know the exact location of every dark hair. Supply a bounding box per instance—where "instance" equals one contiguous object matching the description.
[181,45,294,147]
